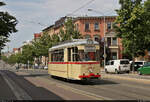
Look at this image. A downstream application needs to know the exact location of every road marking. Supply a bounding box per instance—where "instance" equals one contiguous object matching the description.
[0,71,32,100]
[38,77,112,100]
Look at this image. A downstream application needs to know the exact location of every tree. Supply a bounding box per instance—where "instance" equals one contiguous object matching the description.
[59,18,82,42]
[51,33,60,46]
[21,45,34,64]
[114,0,150,71]
[114,0,150,58]
[32,33,53,57]
[0,2,18,58]
[7,54,17,65]
[1,55,8,63]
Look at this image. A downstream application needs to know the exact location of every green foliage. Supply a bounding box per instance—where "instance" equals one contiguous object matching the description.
[7,54,17,65]
[0,2,18,50]
[114,0,150,58]
[1,55,8,62]
[51,33,60,46]
[32,33,53,57]
[24,18,82,64]
[59,18,82,42]
[21,45,34,64]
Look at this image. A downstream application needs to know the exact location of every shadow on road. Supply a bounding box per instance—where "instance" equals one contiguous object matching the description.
[19,74,49,77]
[51,76,119,85]
[1,70,63,100]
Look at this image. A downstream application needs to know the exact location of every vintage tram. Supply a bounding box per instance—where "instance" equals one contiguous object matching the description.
[48,39,101,80]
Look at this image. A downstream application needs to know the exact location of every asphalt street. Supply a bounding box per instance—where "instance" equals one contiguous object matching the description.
[1,64,150,100]
[17,69,150,100]
[0,72,16,100]
[0,70,63,100]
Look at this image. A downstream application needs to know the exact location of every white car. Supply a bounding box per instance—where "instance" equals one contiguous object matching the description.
[44,66,48,70]
[105,59,130,74]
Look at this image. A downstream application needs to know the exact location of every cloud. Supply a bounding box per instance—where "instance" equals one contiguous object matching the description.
[1,0,121,52]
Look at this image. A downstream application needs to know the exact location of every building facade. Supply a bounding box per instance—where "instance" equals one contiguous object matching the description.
[42,16,122,60]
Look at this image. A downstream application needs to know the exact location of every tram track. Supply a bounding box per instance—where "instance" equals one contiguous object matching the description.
[9,69,150,100]
[42,75,150,100]
[37,76,112,100]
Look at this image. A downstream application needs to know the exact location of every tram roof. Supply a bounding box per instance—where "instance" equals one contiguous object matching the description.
[49,39,99,51]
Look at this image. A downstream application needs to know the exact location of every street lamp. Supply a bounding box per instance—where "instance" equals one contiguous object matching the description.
[88,9,106,69]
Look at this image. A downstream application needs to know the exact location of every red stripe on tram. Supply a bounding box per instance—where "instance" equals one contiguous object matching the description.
[48,62,100,64]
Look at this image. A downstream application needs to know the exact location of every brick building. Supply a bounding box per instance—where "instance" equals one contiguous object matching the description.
[34,33,42,42]
[42,16,123,60]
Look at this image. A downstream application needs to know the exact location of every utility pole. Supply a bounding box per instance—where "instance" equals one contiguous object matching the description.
[88,9,106,68]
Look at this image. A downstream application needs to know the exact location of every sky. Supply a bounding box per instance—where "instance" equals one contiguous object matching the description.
[1,0,120,52]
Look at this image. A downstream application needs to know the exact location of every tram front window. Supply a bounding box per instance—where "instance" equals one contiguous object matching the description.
[76,50,99,61]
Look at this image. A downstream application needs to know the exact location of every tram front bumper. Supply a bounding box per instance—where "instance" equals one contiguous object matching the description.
[79,73,101,80]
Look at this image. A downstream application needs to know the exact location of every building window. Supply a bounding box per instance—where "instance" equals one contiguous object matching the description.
[94,22,99,30]
[84,34,91,39]
[94,35,100,42]
[112,52,117,60]
[112,37,117,45]
[107,37,111,46]
[85,22,90,31]
[75,23,79,31]
[107,22,112,30]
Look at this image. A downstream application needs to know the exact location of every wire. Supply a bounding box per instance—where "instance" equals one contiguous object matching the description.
[67,0,95,16]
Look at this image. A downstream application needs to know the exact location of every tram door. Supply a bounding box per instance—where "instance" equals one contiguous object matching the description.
[67,48,72,79]
[67,47,78,79]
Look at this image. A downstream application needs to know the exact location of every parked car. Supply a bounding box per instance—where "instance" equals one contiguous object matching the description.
[44,66,48,70]
[105,59,130,74]
[137,62,150,75]
[130,61,146,71]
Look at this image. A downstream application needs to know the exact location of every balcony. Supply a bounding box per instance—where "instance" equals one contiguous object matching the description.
[108,44,119,49]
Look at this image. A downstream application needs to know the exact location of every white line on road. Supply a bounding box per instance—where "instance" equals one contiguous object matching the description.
[0,71,32,100]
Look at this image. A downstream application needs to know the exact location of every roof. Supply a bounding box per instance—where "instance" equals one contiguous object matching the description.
[74,16,117,21]
[49,39,99,51]
[42,25,54,32]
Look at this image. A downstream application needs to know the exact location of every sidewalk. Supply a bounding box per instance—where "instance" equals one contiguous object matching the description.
[101,69,150,83]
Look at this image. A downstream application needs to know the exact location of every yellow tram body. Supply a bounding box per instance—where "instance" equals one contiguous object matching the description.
[48,39,101,80]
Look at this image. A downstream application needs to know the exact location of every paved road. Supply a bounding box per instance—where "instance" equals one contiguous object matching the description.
[0,70,63,100]
[1,66,150,100]
[0,72,16,100]
[17,69,150,100]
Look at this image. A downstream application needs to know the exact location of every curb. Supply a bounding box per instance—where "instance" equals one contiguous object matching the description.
[102,74,150,84]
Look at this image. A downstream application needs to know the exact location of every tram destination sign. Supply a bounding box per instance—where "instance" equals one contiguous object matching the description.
[84,46,96,52]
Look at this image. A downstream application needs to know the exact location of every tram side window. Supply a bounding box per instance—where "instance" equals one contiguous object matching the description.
[51,50,64,62]
[72,47,80,61]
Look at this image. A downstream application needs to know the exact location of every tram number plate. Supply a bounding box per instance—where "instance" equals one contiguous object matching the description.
[85,46,96,52]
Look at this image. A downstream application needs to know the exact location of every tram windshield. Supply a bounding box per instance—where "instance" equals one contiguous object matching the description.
[73,50,100,61]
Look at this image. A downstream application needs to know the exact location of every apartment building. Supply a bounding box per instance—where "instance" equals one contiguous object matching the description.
[42,16,122,60]
[34,33,42,42]
[13,48,21,54]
